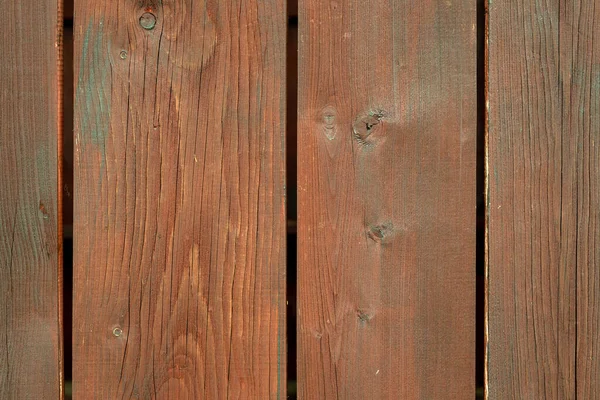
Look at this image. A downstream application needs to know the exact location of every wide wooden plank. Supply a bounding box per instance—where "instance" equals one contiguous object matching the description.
[0,0,63,398]
[73,0,286,398]
[487,0,599,397]
[297,1,477,398]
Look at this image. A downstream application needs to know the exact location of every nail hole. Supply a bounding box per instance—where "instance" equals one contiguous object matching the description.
[113,327,123,337]
[119,50,128,60]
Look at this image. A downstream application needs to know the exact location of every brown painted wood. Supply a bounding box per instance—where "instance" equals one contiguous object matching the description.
[566,2,600,396]
[0,0,63,398]
[73,1,286,398]
[487,0,599,398]
[297,1,477,398]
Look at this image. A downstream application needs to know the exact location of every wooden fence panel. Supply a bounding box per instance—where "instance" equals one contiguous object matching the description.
[297,1,477,398]
[0,0,63,398]
[487,0,599,398]
[73,0,286,398]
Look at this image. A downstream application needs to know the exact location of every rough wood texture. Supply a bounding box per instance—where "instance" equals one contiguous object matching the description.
[297,1,477,398]
[0,0,63,398]
[487,0,600,398]
[73,0,286,398]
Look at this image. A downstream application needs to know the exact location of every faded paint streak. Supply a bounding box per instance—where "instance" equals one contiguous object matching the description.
[75,20,111,151]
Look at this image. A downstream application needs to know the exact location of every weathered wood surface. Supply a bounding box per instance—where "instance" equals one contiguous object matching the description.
[297,0,477,398]
[0,0,63,398]
[487,0,600,398]
[73,0,286,398]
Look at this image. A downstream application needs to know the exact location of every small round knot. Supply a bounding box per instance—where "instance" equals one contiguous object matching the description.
[139,12,157,30]
[112,327,123,337]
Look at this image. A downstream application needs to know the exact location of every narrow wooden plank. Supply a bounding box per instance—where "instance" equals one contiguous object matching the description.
[487,0,599,398]
[73,0,286,398]
[0,0,63,398]
[487,2,567,397]
[566,2,600,397]
[297,1,477,398]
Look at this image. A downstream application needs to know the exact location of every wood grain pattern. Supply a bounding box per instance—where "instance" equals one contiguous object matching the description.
[73,1,286,398]
[487,0,599,398]
[566,2,600,397]
[297,1,477,398]
[0,0,63,398]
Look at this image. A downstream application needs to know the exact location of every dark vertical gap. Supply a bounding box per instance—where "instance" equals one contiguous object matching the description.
[476,0,487,398]
[286,1,299,397]
[62,0,74,396]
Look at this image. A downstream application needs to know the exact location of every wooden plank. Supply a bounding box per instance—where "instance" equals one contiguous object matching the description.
[0,0,63,398]
[297,1,477,398]
[487,0,599,397]
[73,0,286,398]
[566,2,600,396]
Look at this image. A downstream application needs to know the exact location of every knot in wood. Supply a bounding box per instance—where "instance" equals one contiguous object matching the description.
[320,106,338,140]
[139,12,157,30]
[357,309,374,323]
[367,222,394,243]
[353,109,386,145]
